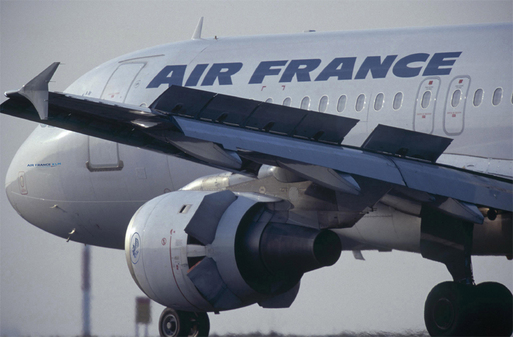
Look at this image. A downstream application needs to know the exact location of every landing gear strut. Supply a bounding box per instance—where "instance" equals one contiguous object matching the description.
[421,208,513,336]
[159,308,210,337]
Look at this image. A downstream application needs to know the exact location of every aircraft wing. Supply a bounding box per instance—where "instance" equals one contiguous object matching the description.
[2,63,512,221]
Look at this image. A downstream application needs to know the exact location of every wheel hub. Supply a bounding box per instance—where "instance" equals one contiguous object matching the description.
[163,316,178,336]
[433,297,455,331]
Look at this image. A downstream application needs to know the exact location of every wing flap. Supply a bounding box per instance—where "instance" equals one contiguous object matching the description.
[175,116,406,185]
[393,158,512,212]
[174,116,512,211]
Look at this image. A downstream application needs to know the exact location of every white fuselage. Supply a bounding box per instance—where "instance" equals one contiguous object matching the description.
[5,23,512,249]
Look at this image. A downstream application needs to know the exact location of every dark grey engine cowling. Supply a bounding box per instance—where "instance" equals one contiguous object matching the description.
[126,189,341,312]
[236,217,342,296]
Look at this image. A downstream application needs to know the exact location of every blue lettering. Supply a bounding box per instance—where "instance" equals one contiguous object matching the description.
[315,57,356,81]
[423,52,462,76]
[392,53,429,78]
[279,59,321,83]
[249,60,287,84]
[201,63,243,86]
[355,55,397,79]
[146,65,186,88]
[185,64,209,86]
[147,52,461,89]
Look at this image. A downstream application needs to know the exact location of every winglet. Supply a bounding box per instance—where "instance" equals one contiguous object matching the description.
[18,62,60,120]
[192,17,204,40]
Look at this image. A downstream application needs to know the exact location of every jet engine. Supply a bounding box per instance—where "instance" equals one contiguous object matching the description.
[125,190,341,312]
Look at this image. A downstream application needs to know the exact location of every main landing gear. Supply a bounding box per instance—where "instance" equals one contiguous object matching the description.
[421,208,513,336]
[425,281,512,336]
[159,308,210,337]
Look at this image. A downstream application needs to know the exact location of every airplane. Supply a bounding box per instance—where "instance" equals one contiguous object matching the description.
[1,19,512,337]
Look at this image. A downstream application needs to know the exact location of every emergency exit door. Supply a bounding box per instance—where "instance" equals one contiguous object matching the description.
[414,78,440,134]
[444,76,470,135]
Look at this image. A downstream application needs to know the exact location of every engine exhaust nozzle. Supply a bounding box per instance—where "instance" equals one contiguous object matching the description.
[260,223,342,275]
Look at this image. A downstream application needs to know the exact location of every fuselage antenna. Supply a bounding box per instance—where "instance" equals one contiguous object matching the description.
[192,17,204,40]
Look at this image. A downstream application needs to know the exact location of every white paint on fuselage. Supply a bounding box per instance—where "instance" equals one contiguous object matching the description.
[5,125,220,248]
[6,23,513,249]
[67,23,513,161]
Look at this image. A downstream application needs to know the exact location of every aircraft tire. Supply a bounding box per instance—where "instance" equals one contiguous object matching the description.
[183,311,210,337]
[424,281,473,336]
[473,282,513,336]
[158,308,190,337]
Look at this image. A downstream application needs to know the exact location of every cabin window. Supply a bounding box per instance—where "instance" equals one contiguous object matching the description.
[374,93,384,111]
[300,96,310,110]
[318,95,329,112]
[421,91,431,109]
[283,97,291,107]
[355,94,365,112]
[393,92,403,110]
[451,89,462,108]
[492,88,503,106]
[265,98,273,103]
[473,89,483,107]
[337,95,347,112]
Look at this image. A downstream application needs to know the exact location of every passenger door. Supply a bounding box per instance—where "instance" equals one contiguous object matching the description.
[87,63,145,171]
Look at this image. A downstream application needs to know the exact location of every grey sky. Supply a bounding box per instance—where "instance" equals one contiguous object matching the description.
[1,1,512,336]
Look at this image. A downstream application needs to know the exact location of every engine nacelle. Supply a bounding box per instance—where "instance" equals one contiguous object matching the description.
[125,190,341,312]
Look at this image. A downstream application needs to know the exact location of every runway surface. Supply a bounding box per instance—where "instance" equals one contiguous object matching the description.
[210,332,430,337]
